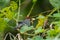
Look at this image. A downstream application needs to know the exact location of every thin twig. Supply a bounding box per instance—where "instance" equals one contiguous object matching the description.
[47,8,57,16]
[4,32,15,40]
[21,32,35,36]
[4,33,9,40]
[16,0,21,26]
[31,10,52,18]
[17,33,21,40]
[16,33,23,40]
[27,1,37,17]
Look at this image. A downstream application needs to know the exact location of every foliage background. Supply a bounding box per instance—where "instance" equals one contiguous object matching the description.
[0,0,60,40]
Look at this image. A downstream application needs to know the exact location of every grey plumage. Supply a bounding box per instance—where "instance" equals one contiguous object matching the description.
[15,19,30,29]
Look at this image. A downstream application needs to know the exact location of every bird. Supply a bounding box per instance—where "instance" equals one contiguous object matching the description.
[15,18,30,30]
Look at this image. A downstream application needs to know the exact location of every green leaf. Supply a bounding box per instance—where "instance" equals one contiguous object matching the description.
[5,11,14,19]
[37,15,45,20]
[33,0,37,3]
[54,34,60,40]
[53,13,60,17]
[27,38,33,40]
[10,1,18,11]
[20,25,33,33]
[35,27,44,34]
[0,18,7,32]
[49,0,60,9]
[0,0,10,8]
[33,36,44,40]
[2,7,15,20]
[52,21,60,27]
[46,37,53,40]
[47,29,57,37]
[8,20,16,27]
[0,32,4,40]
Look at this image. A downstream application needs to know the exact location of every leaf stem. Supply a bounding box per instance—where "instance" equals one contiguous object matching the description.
[47,8,57,17]
[27,2,36,17]
[16,0,20,26]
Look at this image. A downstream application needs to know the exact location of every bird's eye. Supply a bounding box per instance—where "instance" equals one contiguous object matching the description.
[18,22,23,24]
